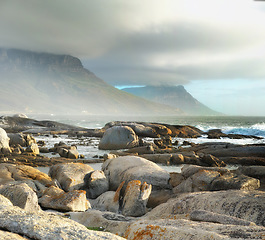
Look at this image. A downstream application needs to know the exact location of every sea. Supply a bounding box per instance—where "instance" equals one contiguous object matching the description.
[31,115,265,173]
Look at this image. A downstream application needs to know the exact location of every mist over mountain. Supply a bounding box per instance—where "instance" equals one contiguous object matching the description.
[122,85,221,116]
[0,48,184,116]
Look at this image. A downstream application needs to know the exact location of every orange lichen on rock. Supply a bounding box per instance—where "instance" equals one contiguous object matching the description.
[114,181,125,202]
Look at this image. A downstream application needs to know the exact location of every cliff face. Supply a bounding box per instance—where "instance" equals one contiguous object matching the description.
[0,48,182,116]
[122,85,221,116]
[0,48,84,72]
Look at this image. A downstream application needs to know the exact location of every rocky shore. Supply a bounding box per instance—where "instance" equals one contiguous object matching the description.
[0,115,265,239]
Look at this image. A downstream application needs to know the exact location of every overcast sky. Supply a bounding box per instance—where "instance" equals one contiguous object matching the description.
[1,0,265,115]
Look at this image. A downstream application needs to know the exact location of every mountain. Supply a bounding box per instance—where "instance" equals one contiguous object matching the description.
[122,85,221,116]
[0,48,183,116]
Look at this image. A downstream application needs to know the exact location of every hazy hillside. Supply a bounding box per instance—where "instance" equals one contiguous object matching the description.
[0,48,183,116]
[122,85,221,116]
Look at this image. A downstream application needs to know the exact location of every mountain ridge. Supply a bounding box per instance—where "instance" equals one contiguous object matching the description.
[122,85,221,116]
[0,48,183,116]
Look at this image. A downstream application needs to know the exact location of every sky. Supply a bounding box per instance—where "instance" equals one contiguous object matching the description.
[0,0,265,115]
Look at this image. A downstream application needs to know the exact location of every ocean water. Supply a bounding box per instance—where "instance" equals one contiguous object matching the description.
[33,115,265,173]
[31,114,265,137]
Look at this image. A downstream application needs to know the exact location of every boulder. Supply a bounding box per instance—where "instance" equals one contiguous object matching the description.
[210,172,260,191]
[0,183,40,211]
[199,154,226,167]
[124,218,265,240]
[140,153,172,165]
[0,194,13,209]
[0,205,125,240]
[58,146,79,159]
[83,170,109,199]
[0,163,54,187]
[91,191,119,213]
[0,230,28,240]
[236,165,265,179]
[39,186,90,212]
[102,156,171,191]
[0,127,11,154]
[67,148,79,159]
[146,190,265,226]
[173,165,260,193]
[121,180,152,217]
[190,210,256,226]
[181,165,229,179]
[26,143,39,155]
[103,121,161,137]
[169,172,184,188]
[8,133,26,146]
[99,126,139,150]
[49,163,94,191]
[8,133,36,147]
[147,189,173,208]
[70,209,133,238]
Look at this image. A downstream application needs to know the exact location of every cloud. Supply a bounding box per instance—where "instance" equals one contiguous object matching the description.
[1,0,265,87]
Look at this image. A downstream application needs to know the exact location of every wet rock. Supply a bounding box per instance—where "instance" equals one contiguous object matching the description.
[121,180,152,217]
[126,145,155,155]
[0,183,40,211]
[84,170,109,199]
[39,186,90,212]
[199,154,226,167]
[39,147,49,153]
[181,165,229,179]
[236,165,265,179]
[49,163,94,191]
[140,153,172,165]
[102,156,171,191]
[0,205,125,240]
[190,210,256,226]
[99,126,139,150]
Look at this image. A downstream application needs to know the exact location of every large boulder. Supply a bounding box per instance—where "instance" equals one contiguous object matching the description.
[173,165,260,193]
[0,183,40,211]
[210,172,260,191]
[147,190,265,226]
[102,156,171,191]
[8,133,36,147]
[0,163,54,187]
[92,191,120,213]
[121,180,152,217]
[0,127,11,154]
[83,170,109,199]
[49,163,94,191]
[0,205,125,240]
[39,186,90,212]
[99,126,139,150]
[124,218,265,240]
